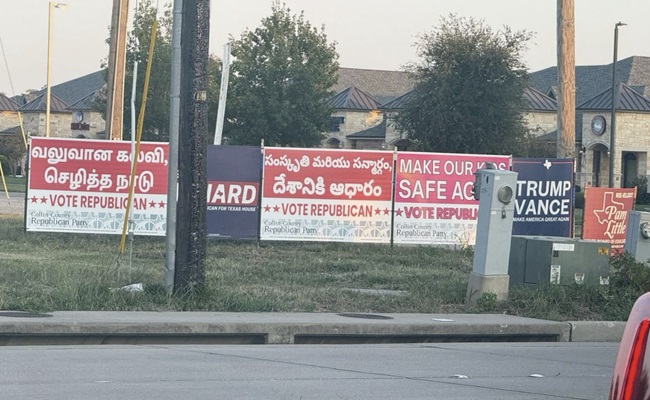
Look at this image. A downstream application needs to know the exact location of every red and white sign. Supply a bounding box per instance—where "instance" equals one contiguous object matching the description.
[583,187,637,255]
[26,137,169,235]
[260,148,393,242]
[393,152,511,245]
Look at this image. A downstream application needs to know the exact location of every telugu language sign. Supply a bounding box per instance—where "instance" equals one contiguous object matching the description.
[512,158,574,237]
[207,145,261,239]
[26,137,168,235]
[260,148,393,242]
[583,187,636,255]
[393,152,511,246]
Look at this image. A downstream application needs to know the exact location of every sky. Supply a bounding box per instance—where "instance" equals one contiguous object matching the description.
[0,0,649,96]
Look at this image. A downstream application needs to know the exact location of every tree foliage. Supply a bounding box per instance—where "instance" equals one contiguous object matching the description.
[395,15,533,155]
[0,132,25,176]
[98,0,221,142]
[225,4,339,147]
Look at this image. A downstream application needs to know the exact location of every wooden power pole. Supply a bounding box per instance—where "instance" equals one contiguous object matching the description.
[557,0,576,158]
[106,0,129,140]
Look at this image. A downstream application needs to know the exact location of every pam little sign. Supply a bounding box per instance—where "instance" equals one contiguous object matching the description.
[582,187,637,255]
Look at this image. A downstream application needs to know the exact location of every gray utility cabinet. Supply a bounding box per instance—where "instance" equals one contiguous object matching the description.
[508,235,610,286]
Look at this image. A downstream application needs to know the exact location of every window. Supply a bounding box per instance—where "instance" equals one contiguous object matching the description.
[329,116,345,132]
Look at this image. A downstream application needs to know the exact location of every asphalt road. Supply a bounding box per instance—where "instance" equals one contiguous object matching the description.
[0,342,617,400]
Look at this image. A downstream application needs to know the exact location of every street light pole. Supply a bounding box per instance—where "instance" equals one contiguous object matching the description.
[45,2,67,138]
[609,21,626,188]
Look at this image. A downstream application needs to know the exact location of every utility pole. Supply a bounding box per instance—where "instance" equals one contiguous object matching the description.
[105,0,129,141]
[174,0,210,291]
[556,0,575,159]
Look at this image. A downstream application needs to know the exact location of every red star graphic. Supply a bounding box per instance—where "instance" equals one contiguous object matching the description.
[263,205,271,212]
[374,208,381,215]
[216,190,224,197]
[149,200,156,209]
[157,201,166,208]
[30,196,38,203]
[273,205,280,212]
[383,208,390,215]
[395,208,403,217]
[40,196,47,204]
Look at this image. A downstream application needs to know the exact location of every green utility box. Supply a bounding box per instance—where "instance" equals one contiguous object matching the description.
[508,236,610,286]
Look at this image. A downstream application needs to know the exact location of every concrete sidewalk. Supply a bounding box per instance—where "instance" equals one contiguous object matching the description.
[0,311,626,345]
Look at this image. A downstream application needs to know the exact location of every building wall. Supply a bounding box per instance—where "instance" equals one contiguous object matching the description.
[323,109,383,148]
[580,111,650,188]
[20,111,105,139]
[0,110,21,131]
[524,111,557,137]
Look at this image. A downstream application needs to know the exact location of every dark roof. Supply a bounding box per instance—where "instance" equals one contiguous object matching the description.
[380,89,415,110]
[529,56,650,105]
[0,125,21,134]
[577,82,650,112]
[19,93,69,113]
[346,120,387,139]
[334,68,414,104]
[0,93,18,111]
[35,70,105,106]
[523,87,557,112]
[536,130,557,142]
[331,86,381,110]
[66,90,100,111]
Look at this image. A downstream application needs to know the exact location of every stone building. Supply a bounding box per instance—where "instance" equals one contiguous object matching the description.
[530,55,650,189]
[325,69,558,153]
[13,70,106,139]
[577,83,650,188]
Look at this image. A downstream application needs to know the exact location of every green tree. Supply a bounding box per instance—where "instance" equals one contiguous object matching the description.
[394,15,532,155]
[98,0,221,142]
[0,132,25,176]
[225,3,339,147]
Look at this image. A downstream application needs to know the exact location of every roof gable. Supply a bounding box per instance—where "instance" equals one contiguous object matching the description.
[380,89,415,110]
[333,68,414,104]
[331,86,380,110]
[35,70,105,106]
[529,56,650,105]
[66,90,101,111]
[19,93,69,113]
[523,86,557,111]
[577,82,650,112]
[0,93,18,111]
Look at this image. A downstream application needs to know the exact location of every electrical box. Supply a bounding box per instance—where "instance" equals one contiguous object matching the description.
[508,236,610,286]
[625,211,650,264]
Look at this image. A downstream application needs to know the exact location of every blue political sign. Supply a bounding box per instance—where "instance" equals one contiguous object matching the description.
[206,145,261,239]
[512,158,574,237]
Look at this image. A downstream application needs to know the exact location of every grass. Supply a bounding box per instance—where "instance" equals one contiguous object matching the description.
[1,213,648,321]
[0,175,26,193]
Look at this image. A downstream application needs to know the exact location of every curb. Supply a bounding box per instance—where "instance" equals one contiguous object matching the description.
[0,311,571,345]
[568,321,626,342]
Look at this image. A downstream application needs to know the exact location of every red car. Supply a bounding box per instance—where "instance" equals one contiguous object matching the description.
[609,292,650,399]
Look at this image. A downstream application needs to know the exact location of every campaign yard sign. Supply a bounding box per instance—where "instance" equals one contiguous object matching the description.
[512,158,574,237]
[26,137,168,235]
[260,148,393,243]
[583,187,637,255]
[206,145,261,239]
[393,152,511,246]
